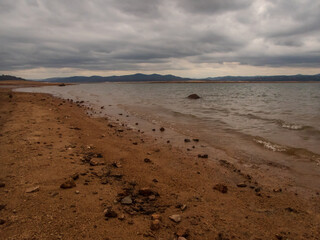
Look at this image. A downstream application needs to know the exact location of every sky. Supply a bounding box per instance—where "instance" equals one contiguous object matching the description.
[0,0,319,79]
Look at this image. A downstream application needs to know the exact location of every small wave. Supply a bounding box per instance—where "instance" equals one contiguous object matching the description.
[253,139,287,152]
[279,122,304,130]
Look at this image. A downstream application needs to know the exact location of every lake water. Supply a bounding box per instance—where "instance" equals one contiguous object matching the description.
[17,82,320,190]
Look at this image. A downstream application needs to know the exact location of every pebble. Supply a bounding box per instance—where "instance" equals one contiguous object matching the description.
[0,183,5,188]
[160,127,165,132]
[104,208,118,218]
[60,179,76,189]
[213,184,228,193]
[151,213,162,220]
[150,220,160,231]
[75,190,80,194]
[169,214,181,223]
[26,186,40,193]
[237,183,247,188]
[121,196,133,205]
[0,219,5,225]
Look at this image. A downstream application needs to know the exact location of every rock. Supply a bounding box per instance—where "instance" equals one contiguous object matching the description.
[176,227,190,237]
[178,237,187,240]
[160,127,165,132]
[138,188,156,196]
[112,162,122,168]
[144,158,151,163]
[0,219,5,225]
[75,190,80,194]
[198,154,208,158]
[89,158,105,166]
[213,184,228,193]
[180,204,187,211]
[121,196,133,205]
[184,139,191,143]
[0,204,6,211]
[150,220,160,231]
[193,138,199,142]
[26,186,40,193]
[60,179,76,189]
[71,173,79,180]
[169,214,181,223]
[187,94,200,99]
[0,183,5,188]
[58,83,66,87]
[151,213,162,221]
[237,183,247,188]
[273,188,282,193]
[104,208,118,218]
[118,214,125,221]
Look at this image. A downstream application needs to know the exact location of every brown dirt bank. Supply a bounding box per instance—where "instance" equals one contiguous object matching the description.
[0,87,319,240]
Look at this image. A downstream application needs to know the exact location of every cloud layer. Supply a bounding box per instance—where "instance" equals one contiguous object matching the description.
[0,0,319,78]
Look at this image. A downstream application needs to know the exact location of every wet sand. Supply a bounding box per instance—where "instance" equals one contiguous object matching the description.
[0,84,319,239]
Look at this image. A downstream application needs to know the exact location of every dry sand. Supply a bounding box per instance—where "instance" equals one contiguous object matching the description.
[0,83,319,240]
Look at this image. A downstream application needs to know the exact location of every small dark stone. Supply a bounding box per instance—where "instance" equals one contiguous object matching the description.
[60,179,76,189]
[213,184,228,193]
[187,94,200,99]
[0,219,5,225]
[144,158,151,163]
[0,183,5,188]
[184,139,191,143]
[160,127,165,132]
[58,83,66,87]
[237,183,247,188]
[193,139,199,142]
[104,208,118,218]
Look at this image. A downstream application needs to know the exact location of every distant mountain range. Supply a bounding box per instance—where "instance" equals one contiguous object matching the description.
[2,73,320,83]
[0,74,25,81]
[42,73,320,83]
[42,73,191,83]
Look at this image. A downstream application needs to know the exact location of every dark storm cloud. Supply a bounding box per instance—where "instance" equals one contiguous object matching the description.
[0,0,319,74]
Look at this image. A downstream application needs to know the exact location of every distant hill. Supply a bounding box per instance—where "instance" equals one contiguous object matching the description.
[42,73,320,83]
[206,74,320,82]
[43,73,191,83]
[0,74,25,81]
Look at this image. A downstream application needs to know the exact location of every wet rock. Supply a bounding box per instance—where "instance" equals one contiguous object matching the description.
[187,94,200,99]
[237,183,247,188]
[121,196,133,205]
[169,214,181,223]
[160,127,165,132]
[60,179,76,189]
[150,219,160,231]
[213,184,228,193]
[26,186,40,193]
[104,208,118,219]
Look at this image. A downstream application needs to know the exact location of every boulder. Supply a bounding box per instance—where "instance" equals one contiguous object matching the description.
[187,94,200,99]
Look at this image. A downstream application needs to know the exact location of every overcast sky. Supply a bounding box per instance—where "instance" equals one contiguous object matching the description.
[0,0,319,79]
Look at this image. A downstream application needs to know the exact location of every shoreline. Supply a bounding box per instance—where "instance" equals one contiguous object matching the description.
[0,86,319,239]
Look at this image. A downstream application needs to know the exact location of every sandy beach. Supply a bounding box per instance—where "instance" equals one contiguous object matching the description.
[0,83,319,240]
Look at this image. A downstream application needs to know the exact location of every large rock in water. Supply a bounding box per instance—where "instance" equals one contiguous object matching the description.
[187,94,200,99]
